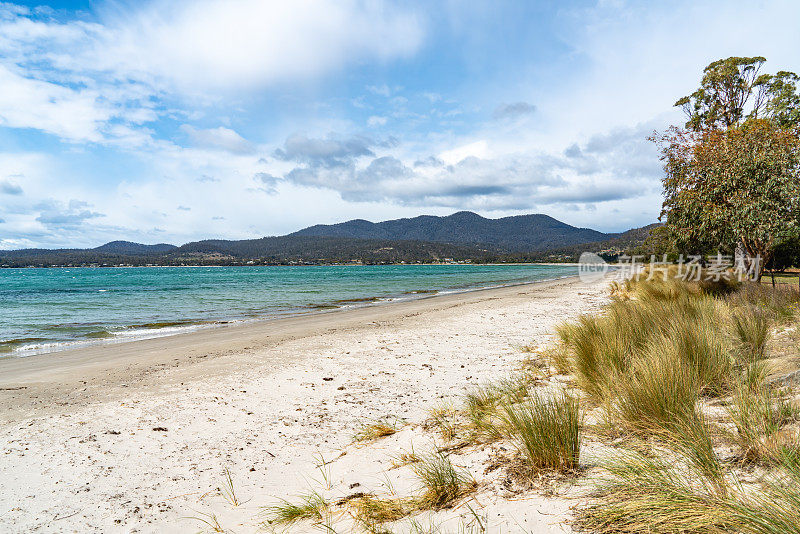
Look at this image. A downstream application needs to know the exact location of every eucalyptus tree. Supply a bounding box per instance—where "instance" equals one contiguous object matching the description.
[654,57,800,278]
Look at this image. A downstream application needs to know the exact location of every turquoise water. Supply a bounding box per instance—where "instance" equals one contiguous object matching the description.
[0,264,576,357]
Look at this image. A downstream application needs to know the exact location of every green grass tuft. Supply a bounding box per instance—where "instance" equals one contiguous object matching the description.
[498,390,580,472]
[264,491,328,526]
[412,452,476,509]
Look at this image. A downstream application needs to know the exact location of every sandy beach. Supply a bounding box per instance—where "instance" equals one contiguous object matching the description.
[0,276,609,533]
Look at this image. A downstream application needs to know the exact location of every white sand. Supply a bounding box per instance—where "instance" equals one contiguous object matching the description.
[0,276,609,533]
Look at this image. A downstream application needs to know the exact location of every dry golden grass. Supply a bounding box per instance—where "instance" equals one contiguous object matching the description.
[353,420,399,443]
[573,277,800,534]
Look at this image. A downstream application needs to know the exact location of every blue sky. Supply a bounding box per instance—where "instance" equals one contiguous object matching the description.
[1,0,799,248]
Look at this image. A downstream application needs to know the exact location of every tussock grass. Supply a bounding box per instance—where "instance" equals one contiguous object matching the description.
[390,447,422,469]
[350,453,475,529]
[498,390,580,472]
[666,313,734,396]
[557,277,739,415]
[354,420,399,443]
[729,381,800,464]
[609,278,633,301]
[412,452,476,509]
[187,511,230,533]
[576,449,739,534]
[542,343,573,375]
[732,306,771,361]
[573,277,800,533]
[264,491,329,526]
[610,348,700,433]
[727,282,800,322]
[462,375,534,442]
[351,494,412,527]
[578,428,800,534]
[463,384,504,442]
[428,404,459,441]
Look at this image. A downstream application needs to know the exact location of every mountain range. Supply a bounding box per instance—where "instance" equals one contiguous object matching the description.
[292,211,612,252]
[0,212,655,267]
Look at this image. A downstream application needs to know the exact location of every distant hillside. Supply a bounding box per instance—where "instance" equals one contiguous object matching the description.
[93,241,177,254]
[0,212,658,267]
[0,236,494,267]
[598,223,664,251]
[173,236,489,263]
[533,223,664,261]
[292,211,614,252]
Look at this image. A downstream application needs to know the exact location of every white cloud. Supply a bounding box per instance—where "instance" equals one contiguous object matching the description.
[91,0,425,93]
[0,0,426,146]
[439,140,489,165]
[0,64,113,143]
[0,177,22,195]
[180,125,254,154]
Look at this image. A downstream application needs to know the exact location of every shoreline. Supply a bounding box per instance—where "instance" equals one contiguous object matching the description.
[0,272,579,360]
[0,275,581,420]
[1,266,579,359]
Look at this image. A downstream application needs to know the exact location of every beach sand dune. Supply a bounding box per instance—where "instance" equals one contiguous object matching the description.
[0,277,608,533]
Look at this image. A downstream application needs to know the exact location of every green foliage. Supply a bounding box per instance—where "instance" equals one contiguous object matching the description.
[656,57,800,269]
[675,56,800,131]
[657,119,800,273]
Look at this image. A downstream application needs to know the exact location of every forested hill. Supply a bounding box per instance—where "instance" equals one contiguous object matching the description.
[0,213,658,267]
[292,211,614,252]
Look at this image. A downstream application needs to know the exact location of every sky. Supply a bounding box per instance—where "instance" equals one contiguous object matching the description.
[1,0,799,249]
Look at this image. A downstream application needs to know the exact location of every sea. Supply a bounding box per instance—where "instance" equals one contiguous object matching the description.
[0,264,577,357]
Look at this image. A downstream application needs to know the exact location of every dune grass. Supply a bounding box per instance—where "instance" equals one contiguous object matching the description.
[498,390,580,473]
[264,491,329,526]
[728,380,800,464]
[578,425,800,534]
[732,306,771,360]
[576,449,739,534]
[349,452,476,530]
[609,347,700,433]
[219,467,240,507]
[463,384,504,442]
[351,494,413,532]
[353,419,400,443]
[412,452,476,509]
[428,404,459,441]
[187,511,230,534]
[462,375,533,443]
[566,276,800,533]
[557,277,745,412]
[727,282,800,322]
